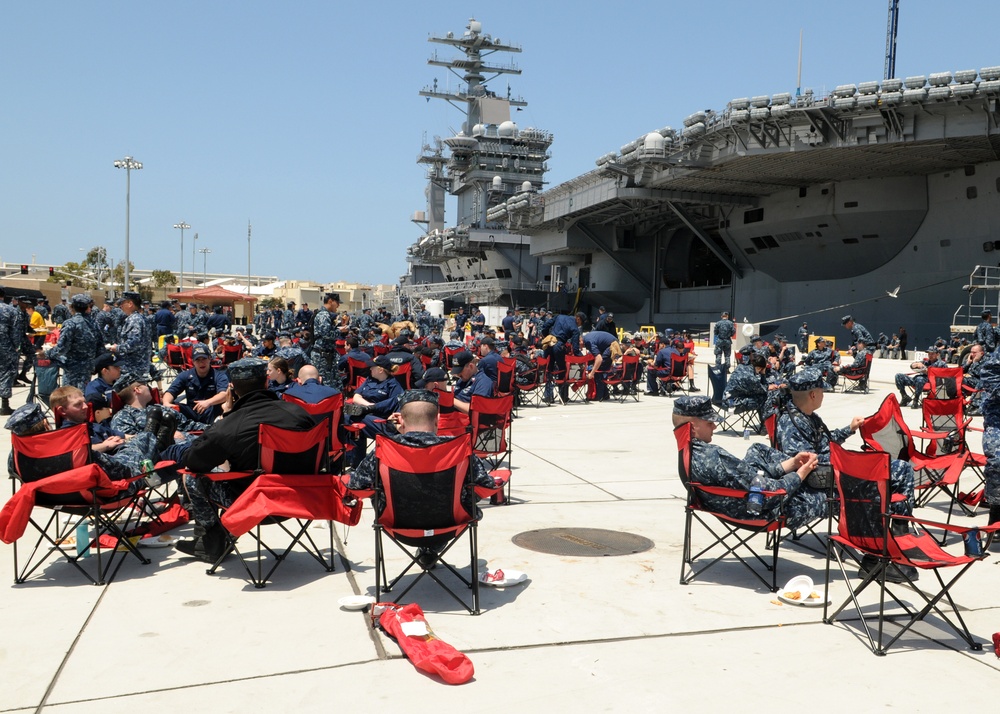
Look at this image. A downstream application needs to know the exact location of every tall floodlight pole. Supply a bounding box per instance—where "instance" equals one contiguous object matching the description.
[173,222,190,290]
[247,221,252,319]
[113,156,142,290]
[192,233,198,286]
[200,247,211,283]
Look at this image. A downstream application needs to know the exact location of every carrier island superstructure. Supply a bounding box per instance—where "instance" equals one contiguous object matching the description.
[402,19,554,310]
[401,20,1000,347]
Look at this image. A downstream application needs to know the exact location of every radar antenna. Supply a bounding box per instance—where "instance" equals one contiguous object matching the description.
[884,0,900,80]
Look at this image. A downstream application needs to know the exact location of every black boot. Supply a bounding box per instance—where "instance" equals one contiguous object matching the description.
[899,390,911,407]
[175,523,229,563]
[155,408,179,452]
[0,398,11,416]
[143,405,165,437]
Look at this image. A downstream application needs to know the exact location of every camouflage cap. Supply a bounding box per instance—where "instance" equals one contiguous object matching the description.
[121,291,141,305]
[70,293,93,306]
[788,367,825,392]
[841,315,853,324]
[926,345,940,353]
[672,395,722,422]
[111,373,150,394]
[4,403,45,435]
[398,389,439,408]
[227,358,268,381]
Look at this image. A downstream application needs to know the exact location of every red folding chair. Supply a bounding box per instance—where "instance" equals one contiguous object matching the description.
[434,388,470,438]
[606,354,641,402]
[220,343,244,365]
[208,418,355,588]
[371,433,484,614]
[392,361,413,391]
[282,392,349,471]
[825,443,999,655]
[345,357,371,397]
[3,423,150,585]
[469,393,513,503]
[553,354,593,403]
[839,352,873,394]
[164,343,189,376]
[657,353,690,397]
[675,423,788,592]
[516,356,549,407]
[859,394,967,525]
[920,396,986,519]
[443,346,464,370]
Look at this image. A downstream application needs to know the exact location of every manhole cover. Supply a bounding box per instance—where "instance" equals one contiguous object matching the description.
[512,528,654,557]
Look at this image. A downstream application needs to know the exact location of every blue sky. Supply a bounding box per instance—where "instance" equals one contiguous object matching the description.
[2,1,997,285]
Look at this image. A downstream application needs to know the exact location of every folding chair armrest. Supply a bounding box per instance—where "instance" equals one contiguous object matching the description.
[689,482,786,499]
[475,469,510,499]
[178,468,256,483]
[910,427,951,440]
[891,514,1000,536]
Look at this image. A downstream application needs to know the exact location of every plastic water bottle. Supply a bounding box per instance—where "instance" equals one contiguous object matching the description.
[747,470,766,516]
[75,520,91,559]
[743,428,750,440]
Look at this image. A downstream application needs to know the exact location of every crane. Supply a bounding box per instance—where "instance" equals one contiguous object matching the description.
[884,0,900,80]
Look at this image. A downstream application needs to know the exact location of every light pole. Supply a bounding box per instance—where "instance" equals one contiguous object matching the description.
[200,247,211,283]
[192,233,198,286]
[113,156,142,290]
[247,220,252,322]
[173,222,190,290]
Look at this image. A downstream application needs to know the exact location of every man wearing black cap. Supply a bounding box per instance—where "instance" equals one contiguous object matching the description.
[111,292,151,382]
[161,344,230,422]
[51,293,103,390]
[310,293,341,389]
[672,395,825,529]
[841,315,874,354]
[177,358,314,562]
[386,332,424,383]
[451,349,493,414]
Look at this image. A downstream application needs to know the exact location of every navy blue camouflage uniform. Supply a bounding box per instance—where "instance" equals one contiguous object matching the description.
[51,311,103,390]
[713,318,735,366]
[310,306,341,389]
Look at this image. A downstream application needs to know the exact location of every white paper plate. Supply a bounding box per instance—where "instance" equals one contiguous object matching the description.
[777,575,828,607]
[480,569,528,587]
[338,595,376,611]
[139,534,178,548]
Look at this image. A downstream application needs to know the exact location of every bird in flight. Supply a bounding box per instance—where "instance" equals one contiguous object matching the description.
[886,285,901,298]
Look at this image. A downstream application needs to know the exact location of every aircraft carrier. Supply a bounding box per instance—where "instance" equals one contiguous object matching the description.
[401,19,1000,347]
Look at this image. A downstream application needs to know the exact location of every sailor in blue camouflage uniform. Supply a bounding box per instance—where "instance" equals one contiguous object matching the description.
[110,376,210,435]
[974,310,998,353]
[309,292,342,388]
[0,288,20,415]
[51,299,70,326]
[356,307,375,335]
[832,338,871,388]
[713,312,735,366]
[801,336,837,388]
[974,353,1000,526]
[777,369,915,529]
[173,303,192,335]
[85,352,121,408]
[280,301,296,331]
[5,402,169,491]
[773,334,796,377]
[672,396,826,530]
[348,389,498,523]
[93,300,115,344]
[894,345,947,409]
[841,315,874,353]
[111,292,152,381]
[50,293,103,389]
[723,353,782,420]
